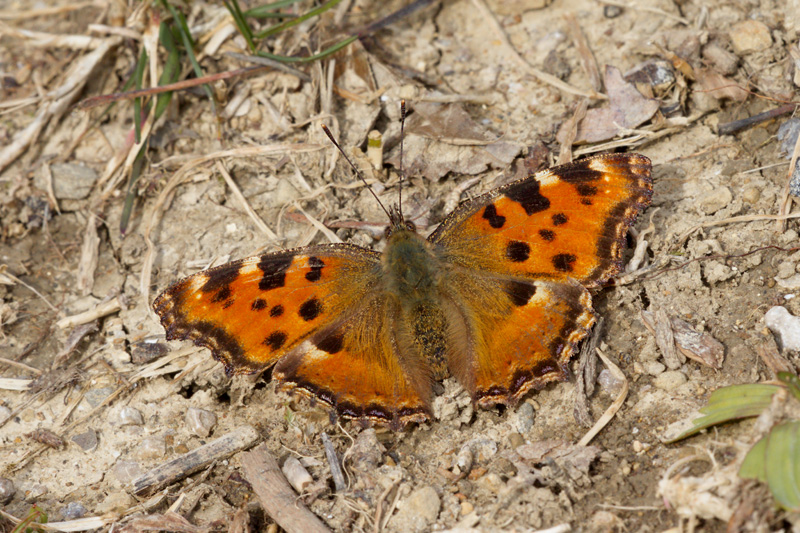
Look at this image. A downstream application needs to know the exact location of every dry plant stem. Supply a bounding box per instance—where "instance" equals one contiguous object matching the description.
[564,13,602,93]
[56,297,121,329]
[140,143,323,322]
[322,432,347,492]
[0,2,95,19]
[717,104,795,136]
[677,211,800,245]
[470,0,606,101]
[1,269,58,312]
[0,36,120,173]
[0,357,42,375]
[215,161,278,240]
[557,99,588,165]
[132,425,260,496]
[577,348,629,447]
[777,112,800,232]
[226,52,312,82]
[0,510,114,533]
[241,443,332,533]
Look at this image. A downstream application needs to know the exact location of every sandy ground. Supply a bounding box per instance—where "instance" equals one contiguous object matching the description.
[1,0,800,531]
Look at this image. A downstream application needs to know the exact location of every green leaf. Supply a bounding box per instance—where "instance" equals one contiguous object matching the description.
[255,0,345,39]
[764,421,800,510]
[778,372,800,401]
[133,48,148,144]
[245,0,304,17]
[739,433,768,482]
[664,383,780,443]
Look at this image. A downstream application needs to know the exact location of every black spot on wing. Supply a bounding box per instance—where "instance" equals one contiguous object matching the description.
[506,241,530,262]
[316,332,344,354]
[482,203,506,229]
[201,266,240,293]
[552,253,577,272]
[504,280,536,306]
[552,213,568,226]
[269,304,284,317]
[505,178,550,215]
[264,331,287,351]
[576,183,598,197]
[251,298,267,311]
[539,229,555,242]
[211,285,232,303]
[305,256,324,282]
[258,255,293,291]
[556,161,604,184]
[299,298,322,321]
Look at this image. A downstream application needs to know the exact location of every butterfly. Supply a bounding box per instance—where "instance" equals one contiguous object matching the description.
[154,152,652,429]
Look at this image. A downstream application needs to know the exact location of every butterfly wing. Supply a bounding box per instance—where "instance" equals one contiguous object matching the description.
[430,153,652,405]
[153,243,432,426]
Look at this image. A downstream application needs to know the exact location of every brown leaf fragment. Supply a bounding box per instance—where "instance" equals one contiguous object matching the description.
[513,440,601,476]
[696,68,749,101]
[386,102,523,180]
[26,428,63,448]
[568,65,660,144]
[641,311,724,369]
[756,336,794,376]
[119,512,212,533]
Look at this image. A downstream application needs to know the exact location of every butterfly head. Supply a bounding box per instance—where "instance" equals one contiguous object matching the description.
[384,205,417,239]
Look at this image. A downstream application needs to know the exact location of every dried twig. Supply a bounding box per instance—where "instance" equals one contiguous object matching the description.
[240,443,332,533]
[321,432,347,492]
[577,348,629,446]
[215,161,278,240]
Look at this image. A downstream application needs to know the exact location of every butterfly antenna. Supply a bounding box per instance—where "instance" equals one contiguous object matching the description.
[398,99,407,218]
[321,124,392,222]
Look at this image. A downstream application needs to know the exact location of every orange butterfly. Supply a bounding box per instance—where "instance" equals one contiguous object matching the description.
[154,151,651,429]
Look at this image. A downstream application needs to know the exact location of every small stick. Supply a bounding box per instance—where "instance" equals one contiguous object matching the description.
[132,425,259,496]
[240,443,331,533]
[56,297,121,329]
[717,103,795,136]
[321,432,346,492]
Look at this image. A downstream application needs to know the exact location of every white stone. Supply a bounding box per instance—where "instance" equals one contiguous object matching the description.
[764,306,800,351]
[653,371,687,391]
[393,486,441,532]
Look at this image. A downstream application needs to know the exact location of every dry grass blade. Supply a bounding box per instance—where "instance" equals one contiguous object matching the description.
[215,161,278,240]
[577,348,629,446]
[777,112,800,232]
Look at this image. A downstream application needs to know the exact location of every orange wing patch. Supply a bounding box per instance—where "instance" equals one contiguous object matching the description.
[431,153,652,287]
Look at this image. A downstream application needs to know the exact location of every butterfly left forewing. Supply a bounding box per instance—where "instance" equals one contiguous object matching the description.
[431,153,651,406]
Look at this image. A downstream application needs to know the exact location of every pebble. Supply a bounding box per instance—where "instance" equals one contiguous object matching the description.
[454,446,474,475]
[507,432,524,449]
[464,438,497,463]
[476,472,504,493]
[118,406,144,426]
[698,186,733,215]
[348,429,384,472]
[0,477,15,504]
[764,306,800,351]
[603,4,623,18]
[742,187,761,204]
[729,20,772,55]
[597,369,625,396]
[61,502,87,520]
[509,402,534,434]
[47,163,98,200]
[653,370,687,391]
[394,486,441,532]
[25,484,48,500]
[642,361,666,376]
[702,42,739,75]
[112,460,143,484]
[185,407,217,437]
[85,387,114,407]
[137,436,166,460]
[71,429,98,452]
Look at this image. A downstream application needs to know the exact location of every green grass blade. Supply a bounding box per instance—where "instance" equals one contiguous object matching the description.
[245,0,304,17]
[133,48,148,144]
[739,434,768,482]
[764,421,800,510]
[664,383,780,443]
[255,0,345,39]
[224,0,257,52]
[778,372,800,401]
[255,34,357,63]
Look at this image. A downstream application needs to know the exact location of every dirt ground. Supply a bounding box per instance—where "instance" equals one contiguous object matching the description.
[2,0,800,531]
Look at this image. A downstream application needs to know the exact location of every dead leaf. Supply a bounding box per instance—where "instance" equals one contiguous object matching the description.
[641,310,725,369]
[563,65,660,144]
[695,68,749,101]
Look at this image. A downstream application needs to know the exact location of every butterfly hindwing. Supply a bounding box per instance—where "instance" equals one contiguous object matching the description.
[432,153,652,405]
[154,243,433,425]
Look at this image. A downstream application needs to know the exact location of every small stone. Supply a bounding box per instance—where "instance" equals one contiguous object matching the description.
[130,340,169,365]
[729,20,772,55]
[71,429,98,452]
[85,387,114,407]
[25,484,48,501]
[476,472,504,493]
[186,407,217,437]
[349,429,384,472]
[698,186,733,215]
[460,501,474,515]
[282,456,313,493]
[113,460,143,484]
[507,432,524,449]
[465,438,497,463]
[394,486,441,532]
[597,368,625,395]
[509,402,534,434]
[776,274,800,290]
[777,262,796,279]
[44,163,98,200]
[702,43,739,76]
[0,477,15,504]
[137,436,166,460]
[61,502,87,520]
[653,370,687,391]
[118,406,144,426]
[603,4,623,18]
[643,361,666,376]
[455,446,474,475]
[764,306,800,351]
[742,187,761,204]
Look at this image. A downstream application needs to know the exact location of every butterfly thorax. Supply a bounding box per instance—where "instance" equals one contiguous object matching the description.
[382,226,450,379]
